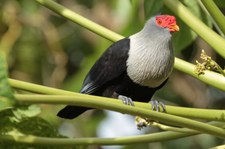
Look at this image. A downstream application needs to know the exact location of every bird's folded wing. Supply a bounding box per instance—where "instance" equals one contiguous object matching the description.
[80,38,130,94]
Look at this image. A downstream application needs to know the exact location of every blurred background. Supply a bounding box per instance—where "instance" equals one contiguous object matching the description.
[0,0,225,148]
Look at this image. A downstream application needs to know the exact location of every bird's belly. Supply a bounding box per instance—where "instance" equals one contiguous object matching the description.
[127,64,173,88]
[139,75,167,87]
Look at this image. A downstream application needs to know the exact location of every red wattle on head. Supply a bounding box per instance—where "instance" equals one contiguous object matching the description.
[155,15,179,32]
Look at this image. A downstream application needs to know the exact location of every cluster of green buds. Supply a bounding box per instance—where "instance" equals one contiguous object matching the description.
[195,50,225,76]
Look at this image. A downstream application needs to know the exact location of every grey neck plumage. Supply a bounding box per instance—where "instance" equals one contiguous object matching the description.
[126,19,174,88]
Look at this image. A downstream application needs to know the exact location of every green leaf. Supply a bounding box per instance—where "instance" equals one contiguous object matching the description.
[144,0,164,19]
[0,52,15,111]
[0,107,72,149]
[12,105,41,120]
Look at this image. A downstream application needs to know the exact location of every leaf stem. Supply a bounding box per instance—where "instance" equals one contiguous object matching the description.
[197,0,225,37]
[201,0,225,35]
[9,78,225,121]
[15,94,225,139]
[9,79,77,95]
[0,131,198,145]
[175,58,225,91]
[35,0,123,42]
[1,121,224,145]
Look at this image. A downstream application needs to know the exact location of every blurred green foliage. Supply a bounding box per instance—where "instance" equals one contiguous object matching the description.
[0,0,225,148]
[0,105,75,149]
[0,51,15,111]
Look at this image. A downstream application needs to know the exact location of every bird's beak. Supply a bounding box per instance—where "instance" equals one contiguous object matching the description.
[169,24,180,32]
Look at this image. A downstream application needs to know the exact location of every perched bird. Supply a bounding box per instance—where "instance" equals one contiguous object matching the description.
[57,15,179,119]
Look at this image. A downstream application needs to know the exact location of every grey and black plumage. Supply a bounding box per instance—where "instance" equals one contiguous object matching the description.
[57,15,179,119]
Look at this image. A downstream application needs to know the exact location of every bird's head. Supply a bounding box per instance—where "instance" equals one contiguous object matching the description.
[155,15,179,32]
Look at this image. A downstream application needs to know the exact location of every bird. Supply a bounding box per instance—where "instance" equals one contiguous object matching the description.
[57,15,179,119]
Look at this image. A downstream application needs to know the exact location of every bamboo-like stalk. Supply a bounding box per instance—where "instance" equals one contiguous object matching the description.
[201,0,225,35]
[0,131,198,145]
[9,79,225,121]
[174,58,225,91]
[197,0,225,37]
[36,0,123,42]
[1,121,224,145]
[15,94,225,139]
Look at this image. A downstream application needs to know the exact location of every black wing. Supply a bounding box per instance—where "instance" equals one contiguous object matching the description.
[80,38,130,94]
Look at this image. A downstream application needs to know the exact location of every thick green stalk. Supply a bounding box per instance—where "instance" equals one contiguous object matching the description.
[35,0,123,42]
[0,131,204,145]
[15,94,225,139]
[201,0,225,35]
[175,58,225,91]
[9,79,225,121]
[9,79,77,95]
[1,121,224,145]
[197,0,224,37]
[164,0,225,58]
[0,131,198,145]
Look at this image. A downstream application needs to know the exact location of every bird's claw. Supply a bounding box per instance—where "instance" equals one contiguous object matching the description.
[118,95,134,106]
[150,100,166,112]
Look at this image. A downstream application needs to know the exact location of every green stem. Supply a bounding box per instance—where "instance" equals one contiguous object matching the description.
[197,0,224,37]
[175,58,225,91]
[35,0,123,42]
[164,0,225,58]
[9,79,77,95]
[0,131,198,145]
[152,121,225,133]
[201,0,225,35]
[1,121,224,145]
[15,94,225,139]
[9,78,225,121]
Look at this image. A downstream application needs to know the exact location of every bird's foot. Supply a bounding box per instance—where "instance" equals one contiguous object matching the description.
[150,100,166,112]
[118,95,134,106]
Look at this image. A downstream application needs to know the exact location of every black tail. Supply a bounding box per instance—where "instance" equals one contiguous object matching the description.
[57,106,90,119]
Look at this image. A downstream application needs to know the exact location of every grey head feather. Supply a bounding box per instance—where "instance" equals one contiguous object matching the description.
[127,17,174,88]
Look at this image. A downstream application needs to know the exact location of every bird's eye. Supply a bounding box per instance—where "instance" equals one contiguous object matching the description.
[156,19,163,26]
[157,20,162,25]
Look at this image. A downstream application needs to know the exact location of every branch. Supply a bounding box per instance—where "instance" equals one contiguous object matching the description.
[0,130,199,145]
[175,58,225,91]
[35,0,123,42]
[9,78,77,95]
[201,0,225,35]
[15,94,225,139]
[9,79,225,121]
[1,121,224,145]
[197,0,225,37]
